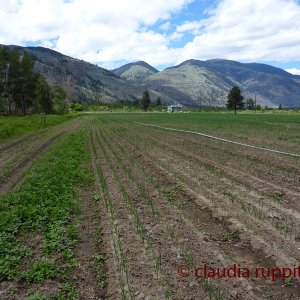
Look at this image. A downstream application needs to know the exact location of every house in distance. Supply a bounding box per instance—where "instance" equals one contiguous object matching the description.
[167,104,183,112]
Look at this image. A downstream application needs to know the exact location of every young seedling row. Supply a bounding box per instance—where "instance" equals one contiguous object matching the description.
[1,113,299,299]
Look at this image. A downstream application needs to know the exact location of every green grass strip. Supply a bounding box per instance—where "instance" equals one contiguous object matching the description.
[0,114,80,142]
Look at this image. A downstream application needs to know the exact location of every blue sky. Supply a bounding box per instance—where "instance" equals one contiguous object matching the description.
[1,0,300,74]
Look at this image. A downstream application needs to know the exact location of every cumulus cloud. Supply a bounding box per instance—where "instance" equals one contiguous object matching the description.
[176,21,203,33]
[1,0,300,68]
[285,68,300,75]
[179,0,300,63]
[160,21,171,31]
[0,0,191,66]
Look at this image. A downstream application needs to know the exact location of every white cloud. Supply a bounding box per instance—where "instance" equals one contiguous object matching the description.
[179,0,300,63]
[285,68,300,75]
[0,0,191,66]
[176,21,202,33]
[1,0,300,69]
[160,21,171,31]
[169,32,184,41]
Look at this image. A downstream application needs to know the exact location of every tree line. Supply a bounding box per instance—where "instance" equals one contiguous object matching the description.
[0,48,67,115]
[90,91,163,112]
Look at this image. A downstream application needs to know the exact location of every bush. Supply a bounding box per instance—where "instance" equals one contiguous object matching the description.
[69,103,84,112]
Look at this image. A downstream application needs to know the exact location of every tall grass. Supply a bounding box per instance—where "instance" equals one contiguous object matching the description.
[0,114,79,142]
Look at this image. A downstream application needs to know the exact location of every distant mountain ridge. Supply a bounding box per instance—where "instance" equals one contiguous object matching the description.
[1,44,300,107]
[112,61,158,84]
[152,59,300,107]
[0,45,163,103]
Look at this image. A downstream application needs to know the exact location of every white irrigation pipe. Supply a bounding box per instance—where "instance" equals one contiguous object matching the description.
[132,121,300,158]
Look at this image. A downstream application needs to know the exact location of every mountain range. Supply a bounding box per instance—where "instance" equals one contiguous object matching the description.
[1,44,300,107]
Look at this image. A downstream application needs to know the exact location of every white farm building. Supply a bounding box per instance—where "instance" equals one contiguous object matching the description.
[167,104,183,112]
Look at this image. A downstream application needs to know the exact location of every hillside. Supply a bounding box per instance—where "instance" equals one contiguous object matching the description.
[144,59,300,107]
[2,44,300,107]
[1,45,154,103]
[112,61,158,84]
[188,59,300,107]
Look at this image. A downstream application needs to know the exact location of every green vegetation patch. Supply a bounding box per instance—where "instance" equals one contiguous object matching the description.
[0,129,89,284]
[0,114,78,142]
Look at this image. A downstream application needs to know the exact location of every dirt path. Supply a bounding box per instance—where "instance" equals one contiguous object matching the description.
[0,118,82,195]
[0,131,65,195]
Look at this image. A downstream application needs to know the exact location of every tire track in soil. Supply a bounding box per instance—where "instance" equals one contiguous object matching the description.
[0,118,83,177]
[0,127,54,153]
[0,132,52,177]
[0,117,80,153]
[0,118,84,196]
[0,131,67,195]
[97,120,260,300]
[101,117,300,300]
[0,136,29,153]
[92,126,165,299]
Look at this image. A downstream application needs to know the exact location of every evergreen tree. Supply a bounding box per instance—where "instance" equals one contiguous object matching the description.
[19,54,35,114]
[0,48,38,114]
[35,74,53,114]
[0,48,10,113]
[0,47,65,115]
[52,85,67,114]
[140,90,151,111]
[226,86,244,114]
[246,98,255,110]
[156,97,162,106]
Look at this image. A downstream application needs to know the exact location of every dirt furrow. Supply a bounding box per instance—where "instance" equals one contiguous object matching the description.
[92,126,166,299]
[147,146,300,260]
[130,121,300,196]
[89,124,119,299]
[109,116,300,196]
[100,118,300,299]
[0,118,85,196]
[0,136,29,153]
[98,119,271,300]
[97,126,219,299]
[109,120,300,241]
[114,120,300,215]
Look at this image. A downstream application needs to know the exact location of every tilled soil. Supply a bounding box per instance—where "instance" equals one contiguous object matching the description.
[93,115,300,300]
[1,114,299,300]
